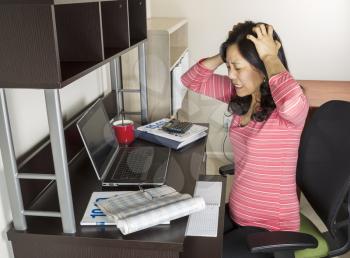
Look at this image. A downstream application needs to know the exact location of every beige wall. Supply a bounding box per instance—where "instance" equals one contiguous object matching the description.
[149,0,350,157]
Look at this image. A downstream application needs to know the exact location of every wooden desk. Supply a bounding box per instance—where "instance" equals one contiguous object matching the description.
[7,134,226,258]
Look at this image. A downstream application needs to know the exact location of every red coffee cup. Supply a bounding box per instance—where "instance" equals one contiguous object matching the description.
[112,120,135,145]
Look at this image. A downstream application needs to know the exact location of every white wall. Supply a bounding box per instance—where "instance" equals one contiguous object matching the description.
[150,0,350,80]
[149,0,350,156]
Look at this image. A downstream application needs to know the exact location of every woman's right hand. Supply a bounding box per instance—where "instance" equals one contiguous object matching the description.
[246,24,281,62]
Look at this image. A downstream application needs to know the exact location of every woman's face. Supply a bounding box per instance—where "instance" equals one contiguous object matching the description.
[226,44,264,98]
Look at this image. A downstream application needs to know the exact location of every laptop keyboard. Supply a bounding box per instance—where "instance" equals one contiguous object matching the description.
[111,147,154,180]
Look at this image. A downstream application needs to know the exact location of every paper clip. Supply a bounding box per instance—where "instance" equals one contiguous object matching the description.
[139,185,153,200]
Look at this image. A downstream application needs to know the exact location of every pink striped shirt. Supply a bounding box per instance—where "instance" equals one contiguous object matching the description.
[181,60,309,231]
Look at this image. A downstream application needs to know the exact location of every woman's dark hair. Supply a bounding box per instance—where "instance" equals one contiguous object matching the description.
[220,21,289,122]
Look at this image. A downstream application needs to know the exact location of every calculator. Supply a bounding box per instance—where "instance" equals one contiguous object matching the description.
[161,119,193,134]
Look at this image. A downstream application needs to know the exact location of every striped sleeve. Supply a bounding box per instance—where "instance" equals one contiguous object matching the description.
[181,59,235,103]
[269,71,309,127]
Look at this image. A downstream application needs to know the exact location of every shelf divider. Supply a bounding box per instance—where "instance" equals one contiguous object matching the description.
[101,0,130,59]
[128,0,147,46]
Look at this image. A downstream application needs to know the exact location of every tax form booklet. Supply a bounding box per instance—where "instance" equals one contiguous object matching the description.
[135,118,208,150]
[81,191,130,226]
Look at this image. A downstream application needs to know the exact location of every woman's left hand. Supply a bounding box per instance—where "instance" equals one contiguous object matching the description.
[246,24,281,62]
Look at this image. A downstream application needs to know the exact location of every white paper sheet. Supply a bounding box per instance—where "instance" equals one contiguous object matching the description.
[185,181,222,237]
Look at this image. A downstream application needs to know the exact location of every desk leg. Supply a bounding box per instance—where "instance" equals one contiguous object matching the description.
[0,89,27,230]
[138,42,148,124]
[44,89,75,233]
[110,57,123,118]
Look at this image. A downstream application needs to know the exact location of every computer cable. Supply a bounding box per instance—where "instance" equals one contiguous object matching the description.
[222,114,233,163]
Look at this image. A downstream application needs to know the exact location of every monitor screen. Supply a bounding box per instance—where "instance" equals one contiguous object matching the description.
[77,100,118,179]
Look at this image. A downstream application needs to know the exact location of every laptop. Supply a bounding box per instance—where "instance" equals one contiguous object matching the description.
[76,99,171,187]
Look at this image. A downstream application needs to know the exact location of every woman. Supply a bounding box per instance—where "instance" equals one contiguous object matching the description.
[181,21,308,232]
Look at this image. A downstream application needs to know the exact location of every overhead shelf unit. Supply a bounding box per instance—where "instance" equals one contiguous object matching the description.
[0,0,148,234]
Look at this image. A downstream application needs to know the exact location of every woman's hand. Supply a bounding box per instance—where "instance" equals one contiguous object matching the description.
[246,24,281,62]
[247,24,286,78]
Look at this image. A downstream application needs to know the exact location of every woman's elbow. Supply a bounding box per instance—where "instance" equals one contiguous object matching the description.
[181,74,199,91]
[279,97,309,127]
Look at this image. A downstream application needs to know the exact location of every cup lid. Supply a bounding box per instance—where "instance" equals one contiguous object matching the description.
[112,120,133,126]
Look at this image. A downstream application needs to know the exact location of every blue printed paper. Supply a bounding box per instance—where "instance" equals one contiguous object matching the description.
[80,191,130,226]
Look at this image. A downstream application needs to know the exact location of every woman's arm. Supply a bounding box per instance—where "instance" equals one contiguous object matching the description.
[247,24,308,126]
[269,72,309,127]
[262,55,286,79]
[181,54,235,103]
[201,54,224,70]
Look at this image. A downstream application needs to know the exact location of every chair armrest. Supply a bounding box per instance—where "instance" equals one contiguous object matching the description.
[219,164,235,176]
[247,231,318,253]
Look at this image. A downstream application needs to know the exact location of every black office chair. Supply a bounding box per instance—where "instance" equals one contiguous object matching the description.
[221,100,350,258]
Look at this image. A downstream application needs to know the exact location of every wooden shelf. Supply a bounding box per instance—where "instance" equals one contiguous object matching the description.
[170,46,189,71]
[147,18,188,36]
[0,0,147,89]
[60,61,101,82]
[147,18,188,121]
[0,4,61,88]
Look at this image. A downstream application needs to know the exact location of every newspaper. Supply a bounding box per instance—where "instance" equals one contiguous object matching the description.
[96,185,205,235]
[136,118,208,142]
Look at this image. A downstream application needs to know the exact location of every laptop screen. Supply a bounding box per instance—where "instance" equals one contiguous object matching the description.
[77,100,118,179]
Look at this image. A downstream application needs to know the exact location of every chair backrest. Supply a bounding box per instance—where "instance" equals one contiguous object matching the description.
[297,100,350,251]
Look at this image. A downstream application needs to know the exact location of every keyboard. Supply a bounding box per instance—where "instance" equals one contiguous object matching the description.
[161,119,193,134]
[112,147,154,180]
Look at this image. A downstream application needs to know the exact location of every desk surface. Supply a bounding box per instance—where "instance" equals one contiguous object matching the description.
[8,134,226,258]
